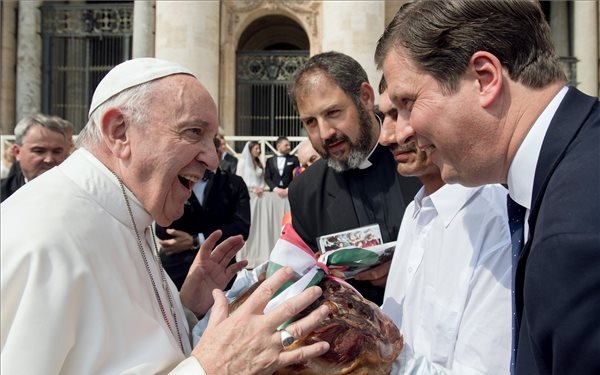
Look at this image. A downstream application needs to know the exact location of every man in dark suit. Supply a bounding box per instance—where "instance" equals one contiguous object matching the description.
[1,113,70,202]
[155,136,251,290]
[376,1,599,374]
[287,51,422,305]
[264,136,299,198]
[216,133,238,175]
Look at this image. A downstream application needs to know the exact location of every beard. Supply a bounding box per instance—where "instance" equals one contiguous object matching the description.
[323,105,375,172]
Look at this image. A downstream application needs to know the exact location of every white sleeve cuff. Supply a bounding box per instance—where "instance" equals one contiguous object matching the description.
[169,357,207,374]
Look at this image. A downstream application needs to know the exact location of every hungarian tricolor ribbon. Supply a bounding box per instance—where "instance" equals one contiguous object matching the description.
[264,223,381,313]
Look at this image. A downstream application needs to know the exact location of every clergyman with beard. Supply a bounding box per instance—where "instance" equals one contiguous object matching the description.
[287,51,421,304]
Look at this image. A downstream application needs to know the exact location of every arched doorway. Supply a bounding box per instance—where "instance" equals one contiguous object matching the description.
[235,15,309,148]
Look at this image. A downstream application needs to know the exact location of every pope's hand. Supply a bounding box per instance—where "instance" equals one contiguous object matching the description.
[194,267,331,375]
[179,230,247,317]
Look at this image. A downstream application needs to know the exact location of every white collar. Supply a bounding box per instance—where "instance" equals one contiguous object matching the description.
[412,183,481,227]
[62,148,154,230]
[357,143,377,169]
[507,86,568,209]
[357,115,383,170]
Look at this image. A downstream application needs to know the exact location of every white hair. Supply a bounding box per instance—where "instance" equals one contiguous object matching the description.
[77,81,154,149]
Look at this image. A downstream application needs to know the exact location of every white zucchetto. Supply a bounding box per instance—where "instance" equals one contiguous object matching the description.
[88,58,195,117]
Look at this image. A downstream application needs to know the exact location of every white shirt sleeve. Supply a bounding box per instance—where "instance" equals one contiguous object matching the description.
[168,357,207,374]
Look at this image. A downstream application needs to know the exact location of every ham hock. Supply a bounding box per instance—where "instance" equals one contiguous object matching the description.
[230,277,403,375]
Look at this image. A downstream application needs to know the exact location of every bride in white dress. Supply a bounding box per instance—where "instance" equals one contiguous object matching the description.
[236,141,266,196]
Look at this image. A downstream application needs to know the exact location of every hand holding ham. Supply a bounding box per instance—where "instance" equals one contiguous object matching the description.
[353,259,391,287]
[194,267,331,375]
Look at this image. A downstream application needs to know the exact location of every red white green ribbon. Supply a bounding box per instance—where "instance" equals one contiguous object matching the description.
[264,224,373,313]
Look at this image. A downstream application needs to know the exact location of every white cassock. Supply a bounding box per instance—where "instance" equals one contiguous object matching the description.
[1,148,206,374]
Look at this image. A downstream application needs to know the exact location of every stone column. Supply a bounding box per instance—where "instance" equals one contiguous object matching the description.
[1,0,17,133]
[133,0,155,58]
[321,1,385,93]
[550,2,569,58]
[154,1,220,101]
[16,0,42,122]
[573,1,599,96]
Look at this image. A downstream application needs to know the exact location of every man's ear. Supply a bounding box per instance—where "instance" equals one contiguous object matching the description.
[470,51,503,109]
[13,145,21,162]
[359,82,376,110]
[99,108,130,159]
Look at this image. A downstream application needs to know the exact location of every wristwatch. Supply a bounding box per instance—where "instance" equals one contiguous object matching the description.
[191,234,200,250]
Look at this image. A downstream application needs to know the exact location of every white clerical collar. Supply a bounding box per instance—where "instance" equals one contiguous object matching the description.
[357,143,377,169]
[357,114,383,170]
[507,86,568,209]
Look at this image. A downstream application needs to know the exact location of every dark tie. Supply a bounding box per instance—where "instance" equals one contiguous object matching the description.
[507,195,526,374]
[202,170,214,181]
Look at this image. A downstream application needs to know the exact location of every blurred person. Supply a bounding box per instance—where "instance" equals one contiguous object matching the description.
[156,135,251,290]
[265,136,299,198]
[237,140,267,196]
[376,1,600,373]
[287,51,422,305]
[1,58,330,375]
[371,77,512,374]
[1,139,16,179]
[51,115,75,154]
[293,138,321,176]
[216,133,238,174]
[0,113,69,202]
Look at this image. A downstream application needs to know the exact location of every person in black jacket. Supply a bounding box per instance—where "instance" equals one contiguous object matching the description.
[264,136,299,198]
[287,51,421,305]
[1,113,70,203]
[217,133,238,175]
[155,136,251,290]
[375,1,599,373]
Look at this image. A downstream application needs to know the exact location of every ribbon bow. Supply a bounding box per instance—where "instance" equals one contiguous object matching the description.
[264,224,383,313]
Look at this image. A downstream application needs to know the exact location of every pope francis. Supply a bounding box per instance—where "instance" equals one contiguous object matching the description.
[1,58,330,375]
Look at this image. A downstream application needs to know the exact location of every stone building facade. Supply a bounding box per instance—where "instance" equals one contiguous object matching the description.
[1,0,598,138]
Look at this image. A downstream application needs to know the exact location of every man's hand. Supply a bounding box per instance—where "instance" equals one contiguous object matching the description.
[353,260,391,287]
[159,228,194,255]
[179,230,247,317]
[194,267,331,375]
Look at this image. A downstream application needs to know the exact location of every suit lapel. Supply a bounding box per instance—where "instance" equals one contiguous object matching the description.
[203,172,216,206]
[516,87,597,318]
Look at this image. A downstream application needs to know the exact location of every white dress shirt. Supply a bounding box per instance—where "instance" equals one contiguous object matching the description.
[507,85,568,238]
[383,183,512,375]
[1,149,205,374]
[277,155,286,175]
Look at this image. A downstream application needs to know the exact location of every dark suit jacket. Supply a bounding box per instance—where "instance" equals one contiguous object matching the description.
[0,162,25,203]
[515,87,600,374]
[220,152,238,175]
[264,154,299,190]
[155,168,251,289]
[288,143,422,304]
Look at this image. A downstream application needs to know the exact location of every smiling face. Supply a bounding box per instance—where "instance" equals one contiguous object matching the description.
[381,49,505,186]
[122,75,219,226]
[295,73,377,172]
[378,89,437,179]
[15,125,68,181]
[250,143,261,158]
